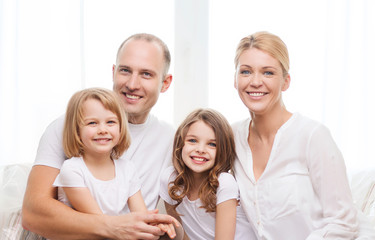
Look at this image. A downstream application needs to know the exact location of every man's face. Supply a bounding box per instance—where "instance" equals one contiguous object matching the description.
[112,39,171,124]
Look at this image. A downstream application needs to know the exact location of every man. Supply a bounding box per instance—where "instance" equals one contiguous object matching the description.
[22,33,177,240]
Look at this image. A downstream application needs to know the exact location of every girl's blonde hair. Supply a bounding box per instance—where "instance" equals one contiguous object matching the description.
[168,108,236,212]
[234,31,290,77]
[63,87,130,159]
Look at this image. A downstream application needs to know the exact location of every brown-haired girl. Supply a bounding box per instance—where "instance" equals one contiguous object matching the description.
[159,108,256,240]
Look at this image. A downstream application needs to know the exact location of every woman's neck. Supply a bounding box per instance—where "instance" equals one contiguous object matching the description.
[249,105,292,142]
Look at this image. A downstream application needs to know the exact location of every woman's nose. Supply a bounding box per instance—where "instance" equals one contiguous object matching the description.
[249,73,262,87]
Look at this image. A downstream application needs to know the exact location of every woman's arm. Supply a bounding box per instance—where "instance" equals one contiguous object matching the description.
[306,125,359,239]
[215,199,237,240]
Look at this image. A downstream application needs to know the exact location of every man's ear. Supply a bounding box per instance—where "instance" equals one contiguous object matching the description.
[282,74,291,91]
[112,64,116,80]
[160,74,172,93]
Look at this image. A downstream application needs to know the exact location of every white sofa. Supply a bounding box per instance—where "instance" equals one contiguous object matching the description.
[1,163,374,239]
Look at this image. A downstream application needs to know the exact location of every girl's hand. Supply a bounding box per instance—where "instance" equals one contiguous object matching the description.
[157,223,176,239]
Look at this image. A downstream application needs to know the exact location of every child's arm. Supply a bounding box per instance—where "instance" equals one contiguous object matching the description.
[165,201,190,240]
[63,187,103,214]
[127,190,148,212]
[215,199,237,240]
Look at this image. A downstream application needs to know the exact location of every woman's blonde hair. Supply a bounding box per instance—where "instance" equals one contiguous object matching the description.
[63,87,130,159]
[234,31,290,77]
[168,108,236,212]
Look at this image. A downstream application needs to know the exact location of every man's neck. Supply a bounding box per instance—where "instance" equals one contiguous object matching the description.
[127,113,149,124]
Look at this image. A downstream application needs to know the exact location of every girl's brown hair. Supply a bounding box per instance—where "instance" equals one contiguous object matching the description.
[63,87,130,159]
[168,108,236,212]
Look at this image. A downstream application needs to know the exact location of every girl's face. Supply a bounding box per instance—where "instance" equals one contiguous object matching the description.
[80,98,120,158]
[234,48,290,115]
[182,120,216,177]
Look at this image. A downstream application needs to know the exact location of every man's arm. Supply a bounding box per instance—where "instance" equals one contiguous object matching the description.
[22,165,175,240]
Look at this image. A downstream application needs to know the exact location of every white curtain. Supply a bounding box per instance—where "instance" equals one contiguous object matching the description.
[0,0,373,174]
[0,0,174,166]
[208,0,375,173]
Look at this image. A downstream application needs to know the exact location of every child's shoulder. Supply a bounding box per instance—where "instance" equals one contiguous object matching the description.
[218,172,236,184]
[62,156,84,168]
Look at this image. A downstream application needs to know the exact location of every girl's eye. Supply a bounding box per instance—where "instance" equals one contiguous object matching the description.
[187,139,197,143]
[107,120,116,124]
[208,142,216,147]
[88,121,96,125]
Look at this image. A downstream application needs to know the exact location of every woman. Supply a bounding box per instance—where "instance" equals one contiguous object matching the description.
[232,31,359,239]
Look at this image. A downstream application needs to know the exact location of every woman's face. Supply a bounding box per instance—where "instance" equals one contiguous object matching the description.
[234,48,290,116]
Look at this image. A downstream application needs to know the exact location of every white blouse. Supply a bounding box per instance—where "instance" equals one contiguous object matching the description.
[232,113,359,240]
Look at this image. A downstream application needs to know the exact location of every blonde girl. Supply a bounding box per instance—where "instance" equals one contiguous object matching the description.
[159,108,256,240]
[53,87,177,238]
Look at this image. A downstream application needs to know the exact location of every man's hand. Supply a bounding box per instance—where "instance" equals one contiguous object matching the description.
[105,209,180,240]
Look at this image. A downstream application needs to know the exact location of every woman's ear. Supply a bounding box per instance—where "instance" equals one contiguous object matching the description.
[234,72,238,90]
[282,74,291,91]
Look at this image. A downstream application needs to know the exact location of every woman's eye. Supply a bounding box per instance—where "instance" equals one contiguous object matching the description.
[240,70,250,75]
[264,71,274,76]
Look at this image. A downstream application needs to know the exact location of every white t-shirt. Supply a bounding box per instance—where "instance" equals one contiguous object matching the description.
[35,114,174,210]
[232,112,359,240]
[53,157,140,215]
[159,166,257,240]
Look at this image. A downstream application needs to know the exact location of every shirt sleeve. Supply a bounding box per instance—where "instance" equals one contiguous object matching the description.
[306,124,359,239]
[159,166,177,205]
[217,173,240,205]
[34,115,66,169]
[53,159,86,188]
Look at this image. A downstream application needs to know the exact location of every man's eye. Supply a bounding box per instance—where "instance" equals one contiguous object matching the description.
[143,72,152,77]
[120,68,130,73]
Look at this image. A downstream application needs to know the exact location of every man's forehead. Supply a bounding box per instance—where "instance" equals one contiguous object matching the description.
[117,39,164,73]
